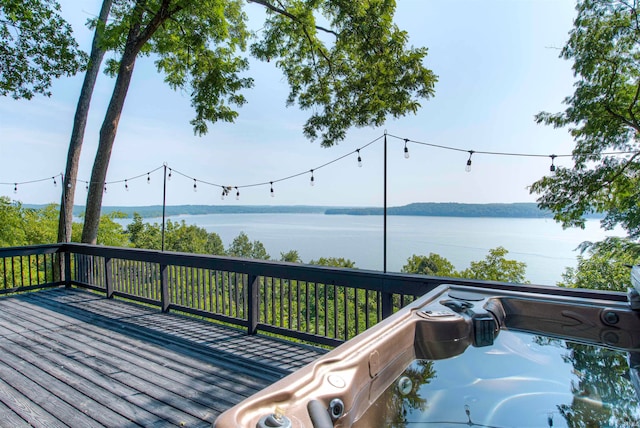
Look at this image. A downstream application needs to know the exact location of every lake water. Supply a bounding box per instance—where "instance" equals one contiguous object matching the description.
[124,213,623,286]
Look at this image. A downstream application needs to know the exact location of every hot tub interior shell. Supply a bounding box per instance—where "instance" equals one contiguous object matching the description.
[214,284,640,428]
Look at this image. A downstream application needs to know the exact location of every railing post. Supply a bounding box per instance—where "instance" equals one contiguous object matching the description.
[104,257,113,298]
[160,264,170,312]
[64,250,72,288]
[247,274,259,335]
[381,278,393,320]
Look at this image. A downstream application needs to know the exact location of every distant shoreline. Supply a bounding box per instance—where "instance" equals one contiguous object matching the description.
[20,202,599,219]
[324,202,555,218]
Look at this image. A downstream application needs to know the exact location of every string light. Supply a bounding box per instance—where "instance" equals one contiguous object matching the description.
[221,186,231,200]
[235,187,240,200]
[125,179,129,191]
[386,133,625,174]
[52,176,57,187]
[4,132,637,200]
[465,150,474,172]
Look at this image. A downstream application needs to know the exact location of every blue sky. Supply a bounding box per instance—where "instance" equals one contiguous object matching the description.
[0,0,578,207]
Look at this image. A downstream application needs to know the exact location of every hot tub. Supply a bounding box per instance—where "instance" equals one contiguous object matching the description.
[214,283,640,427]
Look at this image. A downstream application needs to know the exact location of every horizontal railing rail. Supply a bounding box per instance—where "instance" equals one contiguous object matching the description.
[0,243,629,347]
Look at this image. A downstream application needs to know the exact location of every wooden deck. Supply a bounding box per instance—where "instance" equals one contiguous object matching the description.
[0,287,326,427]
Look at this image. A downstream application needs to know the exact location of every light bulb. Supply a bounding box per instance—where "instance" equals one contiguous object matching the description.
[310,170,315,186]
[404,146,410,159]
[125,180,129,191]
[13,184,17,194]
[147,173,150,184]
[52,177,57,187]
[357,150,362,167]
[168,169,172,180]
[236,188,240,200]
[550,155,557,172]
[270,182,275,197]
[465,159,472,172]
[193,179,197,192]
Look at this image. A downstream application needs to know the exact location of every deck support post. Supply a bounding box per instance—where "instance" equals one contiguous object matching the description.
[248,274,259,335]
[381,278,393,320]
[104,257,113,298]
[160,263,170,312]
[63,249,71,288]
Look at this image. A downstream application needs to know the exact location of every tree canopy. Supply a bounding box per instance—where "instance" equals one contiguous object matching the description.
[402,247,528,284]
[401,253,456,277]
[458,247,527,283]
[0,0,86,99]
[227,231,270,260]
[79,0,437,243]
[0,197,56,246]
[127,213,225,255]
[280,249,302,263]
[249,0,437,145]
[309,257,356,268]
[0,196,129,247]
[558,237,640,291]
[530,0,640,239]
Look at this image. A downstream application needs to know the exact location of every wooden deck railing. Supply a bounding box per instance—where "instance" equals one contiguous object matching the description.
[0,244,64,293]
[0,243,627,347]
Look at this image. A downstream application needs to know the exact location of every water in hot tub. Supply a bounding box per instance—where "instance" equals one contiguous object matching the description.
[353,330,640,427]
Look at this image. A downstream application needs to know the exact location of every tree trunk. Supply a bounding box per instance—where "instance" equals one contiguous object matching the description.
[81,46,139,244]
[80,1,175,244]
[57,0,112,243]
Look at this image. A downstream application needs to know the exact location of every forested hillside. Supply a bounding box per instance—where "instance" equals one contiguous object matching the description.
[24,202,596,219]
[325,203,554,218]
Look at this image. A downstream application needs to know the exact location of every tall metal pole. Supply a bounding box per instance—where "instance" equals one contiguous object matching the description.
[59,172,66,243]
[383,132,387,273]
[58,172,66,284]
[161,164,167,252]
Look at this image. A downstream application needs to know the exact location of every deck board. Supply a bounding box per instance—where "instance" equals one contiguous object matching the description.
[0,398,32,428]
[0,288,326,427]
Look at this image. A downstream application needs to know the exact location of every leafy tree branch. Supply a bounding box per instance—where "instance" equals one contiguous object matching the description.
[0,0,87,99]
[531,0,640,239]
[249,0,338,36]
